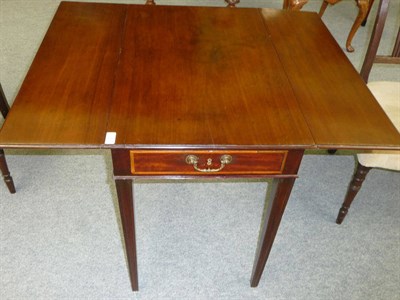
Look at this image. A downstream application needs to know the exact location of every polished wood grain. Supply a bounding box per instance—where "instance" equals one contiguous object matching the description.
[0,2,126,147]
[106,5,314,148]
[130,150,288,175]
[261,9,400,150]
[1,4,398,151]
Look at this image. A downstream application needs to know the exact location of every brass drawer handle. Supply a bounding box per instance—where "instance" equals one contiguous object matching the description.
[185,154,232,173]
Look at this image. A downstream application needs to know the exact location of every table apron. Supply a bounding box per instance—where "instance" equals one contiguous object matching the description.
[111,149,305,178]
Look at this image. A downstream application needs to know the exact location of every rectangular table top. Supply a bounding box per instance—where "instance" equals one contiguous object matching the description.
[0,2,399,150]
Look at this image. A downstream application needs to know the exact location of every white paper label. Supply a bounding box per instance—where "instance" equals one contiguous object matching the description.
[104,132,117,144]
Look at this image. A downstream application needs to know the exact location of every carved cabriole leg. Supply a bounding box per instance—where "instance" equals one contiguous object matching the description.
[0,149,16,193]
[225,0,239,8]
[250,177,296,287]
[115,179,139,291]
[319,0,341,17]
[283,0,309,11]
[336,163,371,224]
[319,0,371,52]
[346,0,369,52]
[145,0,156,5]
[361,0,375,26]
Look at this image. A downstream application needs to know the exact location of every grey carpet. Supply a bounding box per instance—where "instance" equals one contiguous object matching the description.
[1,1,399,299]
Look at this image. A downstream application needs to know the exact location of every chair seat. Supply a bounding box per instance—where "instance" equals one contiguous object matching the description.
[358,81,400,170]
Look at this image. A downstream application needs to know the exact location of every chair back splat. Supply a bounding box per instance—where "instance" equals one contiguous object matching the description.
[360,0,400,82]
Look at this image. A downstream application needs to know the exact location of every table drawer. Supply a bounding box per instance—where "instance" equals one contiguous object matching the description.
[130,150,288,175]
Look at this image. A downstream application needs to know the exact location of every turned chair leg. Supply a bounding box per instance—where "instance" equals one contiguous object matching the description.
[336,163,371,224]
[0,149,16,193]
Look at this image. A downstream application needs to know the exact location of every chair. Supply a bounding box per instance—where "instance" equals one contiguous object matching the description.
[147,0,306,11]
[0,83,16,193]
[336,0,400,224]
[283,0,308,10]
[227,0,307,9]
[319,0,375,52]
